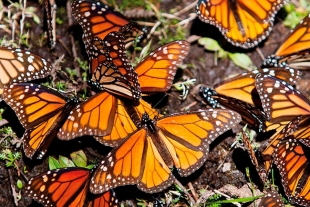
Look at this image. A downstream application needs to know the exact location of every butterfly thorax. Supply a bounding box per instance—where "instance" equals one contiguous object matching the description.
[141,113,156,133]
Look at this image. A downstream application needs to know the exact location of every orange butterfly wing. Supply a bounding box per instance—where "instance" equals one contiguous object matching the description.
[25,167,118,207]
[196,0,285,48]
[263,14,310,69]
[262,115,302,172]
[3,83,76,159]
[89,61,140,101]
[258,191,285,207]
[135,40,190,92]
[71,0,129,48]
[88,190,118,207]
[0,47,52,94]
[255,74,310,123]
[214,68,300,106]
[275,14,310,57]
[58,92,117,139]
[25,168,90,207]
[274,138,310,206]
[94,99,160,147]
[90,109,241,194]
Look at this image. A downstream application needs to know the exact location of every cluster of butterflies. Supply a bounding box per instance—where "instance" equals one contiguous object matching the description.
[0,0,309,206]
[0,0,249,206]
[200,12,310,206]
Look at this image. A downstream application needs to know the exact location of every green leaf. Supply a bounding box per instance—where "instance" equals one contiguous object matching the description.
[59,155,75,168]
[16,179,23,189]
[70,150,87,168]
[86,164,95,170]
[197,37,221,51]
[227,53,256,71]
[48,156,61,170]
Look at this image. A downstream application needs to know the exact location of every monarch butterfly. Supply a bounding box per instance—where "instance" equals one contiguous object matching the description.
[0,47,52,95]
[196,0,286,49]
[89,109,241,194]
[71,0,144,50]
[58,40,190,142]
[89,37,190,95]
[2,83,78,159]
[88,32,141,101]
[200,67,300,131]
[273,137,310,206]
[263,14,310,70]
[258,191,284,207]
[25,167,118,207]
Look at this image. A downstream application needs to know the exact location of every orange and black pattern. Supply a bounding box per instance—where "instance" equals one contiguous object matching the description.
[196,0,286,48]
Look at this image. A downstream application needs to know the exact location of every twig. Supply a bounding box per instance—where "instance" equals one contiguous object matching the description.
[255,47,265,61]
[181,101,197,111]
[174,179,196,205]
[173,0,198,17]
[187,182,199,202]
[8,168,19,206]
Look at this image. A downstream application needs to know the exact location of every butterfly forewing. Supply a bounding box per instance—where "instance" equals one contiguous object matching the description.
[71,0,129,49]
[58,92,117,139]
[25,167,118,207]
[90,109,241,194]
[156,109,241,176]
[0,47,52,94]
[135,40,190,92]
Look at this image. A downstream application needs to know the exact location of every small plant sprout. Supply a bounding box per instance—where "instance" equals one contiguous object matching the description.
[16,179,23,189]
[173,78,196,100]
[0,149,21,168]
